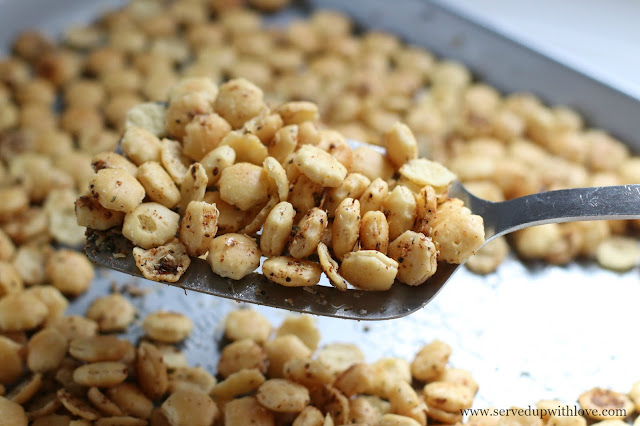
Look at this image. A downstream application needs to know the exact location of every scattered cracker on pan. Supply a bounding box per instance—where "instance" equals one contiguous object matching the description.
[78,77,486,291]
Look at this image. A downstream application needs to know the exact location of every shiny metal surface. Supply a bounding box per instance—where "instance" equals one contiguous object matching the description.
[3,0,639,412]
[86,182,640,320]
[85,230,460,320]
[451,182,640,240]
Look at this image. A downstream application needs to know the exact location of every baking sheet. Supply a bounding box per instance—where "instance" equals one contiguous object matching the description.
[83,258,640,409]
[310,0,640,150]
[2,0,639,412]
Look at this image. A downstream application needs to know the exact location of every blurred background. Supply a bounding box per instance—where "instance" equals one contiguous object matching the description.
[443,0,640,99]
[1,0,639,100]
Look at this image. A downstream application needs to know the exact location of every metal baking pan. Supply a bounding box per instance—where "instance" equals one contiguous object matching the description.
[2,0,639,410]
[310,0,640,150]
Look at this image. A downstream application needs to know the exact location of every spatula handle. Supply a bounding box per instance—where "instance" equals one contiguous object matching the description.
[481,184,640,239]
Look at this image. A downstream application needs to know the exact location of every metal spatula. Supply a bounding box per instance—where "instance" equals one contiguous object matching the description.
[85,172,640,320]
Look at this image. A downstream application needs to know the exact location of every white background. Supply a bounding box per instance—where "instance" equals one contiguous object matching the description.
[442,0,640,99]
